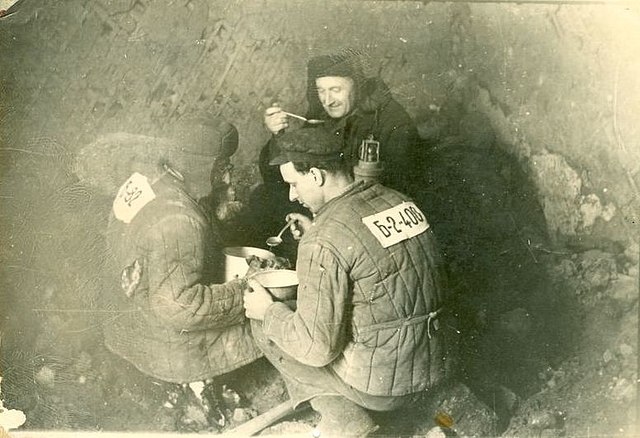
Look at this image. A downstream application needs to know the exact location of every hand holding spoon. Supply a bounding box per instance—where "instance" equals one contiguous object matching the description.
[282,111,325,125]
[266,219,295,248]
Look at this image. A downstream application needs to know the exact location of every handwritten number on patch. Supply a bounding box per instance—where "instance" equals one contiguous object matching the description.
[113,172,156,224]
[123,180,143,206]
[363,202,429,248]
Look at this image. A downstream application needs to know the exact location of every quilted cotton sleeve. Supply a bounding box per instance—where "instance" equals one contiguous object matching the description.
[144,213,246,331]
[262,239,350,367]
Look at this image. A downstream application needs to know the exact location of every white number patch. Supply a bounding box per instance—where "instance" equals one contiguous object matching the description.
[362,202,429,248]
[113,172,156,224]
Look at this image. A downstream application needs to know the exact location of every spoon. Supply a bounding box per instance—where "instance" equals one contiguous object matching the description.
[266,219,295,248]
[282,111,325,125]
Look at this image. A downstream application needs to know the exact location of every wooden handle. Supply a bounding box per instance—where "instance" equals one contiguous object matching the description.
[223,400,297,436]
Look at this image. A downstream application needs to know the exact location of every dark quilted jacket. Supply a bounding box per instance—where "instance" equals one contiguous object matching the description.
[260,78,420,196]
[237,78,421,260]
[262,182,453,396]
[103,177,262,383]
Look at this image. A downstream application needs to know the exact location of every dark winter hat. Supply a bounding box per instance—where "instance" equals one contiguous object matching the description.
[164,115,239,160]
[305,50,366,118]
[76,115,239,195]
[269,128,343,165]
[308,53,362,81]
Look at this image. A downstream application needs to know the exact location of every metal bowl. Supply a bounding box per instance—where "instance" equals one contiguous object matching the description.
[223,246,275,281]
[252,269,299,301]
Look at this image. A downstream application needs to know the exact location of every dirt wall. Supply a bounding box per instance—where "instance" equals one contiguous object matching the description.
[1,0,638,434]
[2,0,637,242]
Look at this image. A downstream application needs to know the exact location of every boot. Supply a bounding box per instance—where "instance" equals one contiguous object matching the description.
[310,395,379,437]
[200,380,227,428]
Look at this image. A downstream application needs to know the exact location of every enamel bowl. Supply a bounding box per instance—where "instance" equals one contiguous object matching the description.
[252,269,299,301]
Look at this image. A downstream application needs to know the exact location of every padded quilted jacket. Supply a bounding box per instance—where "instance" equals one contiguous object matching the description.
[260,78,420,196]
[263,181,453,396]
[103,177,262,383]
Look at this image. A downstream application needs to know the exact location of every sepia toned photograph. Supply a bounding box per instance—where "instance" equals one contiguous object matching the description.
[0,0,638,436]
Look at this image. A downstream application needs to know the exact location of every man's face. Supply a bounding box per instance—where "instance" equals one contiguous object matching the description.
[315,76,355,119]
[280,162,324,214]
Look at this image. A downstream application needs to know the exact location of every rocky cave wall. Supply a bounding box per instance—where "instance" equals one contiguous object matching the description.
[1,0,637,247]
[450,2,639,249]
[0,0,638,433]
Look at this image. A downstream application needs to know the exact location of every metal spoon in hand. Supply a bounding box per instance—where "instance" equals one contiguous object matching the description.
[266,219,295,248]
[282,111,325,125]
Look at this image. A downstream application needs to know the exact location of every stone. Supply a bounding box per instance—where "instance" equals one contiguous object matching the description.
[618,343,633,357]
[181,404,209,429]
[34,365,56,388]
[610,274,637,305]
[232,407,255,423]
[624,242,639,264]
[417,382,499,437]
[424,426,448,438]
[610,378,634,403]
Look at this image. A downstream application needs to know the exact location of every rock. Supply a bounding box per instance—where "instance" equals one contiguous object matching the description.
[551,258,577,280]
[529,410,565,430]
[577,250,618,291]
[624,242,639,264]
[232,407,255,423]
[609,378,634,403]
[609,274,637,305]
[155,405,180,432]
[618,343,633,357]
[74,351,92,373]
[222,384,242,408]
[187,381,205,403]
[181,404,209,429]
[34,365,56,388]
[424,426,448,438]
[528,152,582,237]
[418,382,498,437]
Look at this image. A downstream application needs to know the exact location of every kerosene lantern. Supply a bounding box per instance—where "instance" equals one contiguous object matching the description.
[353,134,384,183]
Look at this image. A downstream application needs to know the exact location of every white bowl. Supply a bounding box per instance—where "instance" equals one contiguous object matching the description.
[252,270,299,301]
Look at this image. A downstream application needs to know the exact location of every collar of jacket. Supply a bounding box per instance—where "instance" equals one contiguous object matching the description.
[149,173,208,215]
[313,179,371,219]
[358,77,392,114]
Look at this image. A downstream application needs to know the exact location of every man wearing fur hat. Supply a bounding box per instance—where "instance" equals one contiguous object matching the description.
[236,50,420,261]
[243,128,455,437]
[76,117,262,429]
[264,50,419,194]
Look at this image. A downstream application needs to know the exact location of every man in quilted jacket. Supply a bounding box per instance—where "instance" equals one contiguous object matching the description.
[77,116,262,429]
[235,49,421,263]
[243,127,456,436]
